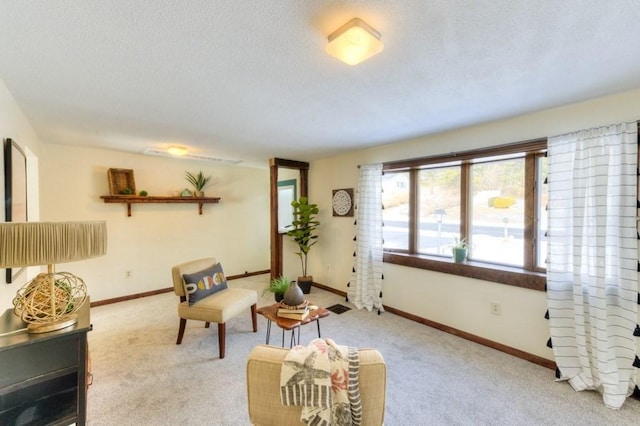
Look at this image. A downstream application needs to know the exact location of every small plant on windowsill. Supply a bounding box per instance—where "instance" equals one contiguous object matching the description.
[451,237,470,263]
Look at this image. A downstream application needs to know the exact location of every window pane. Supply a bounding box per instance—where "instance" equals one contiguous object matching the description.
[469,158,525,266]
[537,155,548,268]
[417,166,461,255]
[382,171,410,250]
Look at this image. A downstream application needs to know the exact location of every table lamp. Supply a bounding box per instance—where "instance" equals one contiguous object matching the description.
[0,221,107,333]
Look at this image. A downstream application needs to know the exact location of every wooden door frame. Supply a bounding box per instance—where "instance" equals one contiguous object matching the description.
[270,158,309,280]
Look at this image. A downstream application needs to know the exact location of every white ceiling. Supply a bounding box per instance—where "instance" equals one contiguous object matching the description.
[1,1,640,167]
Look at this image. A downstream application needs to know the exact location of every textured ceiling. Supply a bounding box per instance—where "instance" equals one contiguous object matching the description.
[1,1,640,167]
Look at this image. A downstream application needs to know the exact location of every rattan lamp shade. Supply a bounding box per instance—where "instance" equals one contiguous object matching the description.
[0,221,107,333]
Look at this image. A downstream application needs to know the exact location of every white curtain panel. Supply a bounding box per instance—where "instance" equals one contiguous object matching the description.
[547,121,638,409]
[348,164,384,312]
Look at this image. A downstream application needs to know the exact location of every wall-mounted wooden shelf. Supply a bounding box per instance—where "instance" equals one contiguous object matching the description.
[100,195,221,217]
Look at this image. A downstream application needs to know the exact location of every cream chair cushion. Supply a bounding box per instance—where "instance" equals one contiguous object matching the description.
[246,344,386,426]
[178,287,257,323]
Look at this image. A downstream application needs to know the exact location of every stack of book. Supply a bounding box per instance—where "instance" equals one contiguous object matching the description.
[277,305,309,320]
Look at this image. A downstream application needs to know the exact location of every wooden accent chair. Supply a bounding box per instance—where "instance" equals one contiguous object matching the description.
[171,257,258,358]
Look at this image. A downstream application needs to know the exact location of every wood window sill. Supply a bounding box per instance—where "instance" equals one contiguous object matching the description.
[383,252,546,291]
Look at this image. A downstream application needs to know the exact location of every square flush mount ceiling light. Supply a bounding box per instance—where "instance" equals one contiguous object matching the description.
[325,17,383,66]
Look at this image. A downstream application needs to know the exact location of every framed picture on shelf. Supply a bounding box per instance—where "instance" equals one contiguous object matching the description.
[4,138,28,283]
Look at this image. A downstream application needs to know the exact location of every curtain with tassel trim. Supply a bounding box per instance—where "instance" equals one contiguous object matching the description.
[348,164,384,313]
[546,121,638,409]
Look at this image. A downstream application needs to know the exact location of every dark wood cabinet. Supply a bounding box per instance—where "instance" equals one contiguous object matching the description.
[0,301,91,426]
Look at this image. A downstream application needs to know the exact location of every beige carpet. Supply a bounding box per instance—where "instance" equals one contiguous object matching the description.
[87,275,640,425]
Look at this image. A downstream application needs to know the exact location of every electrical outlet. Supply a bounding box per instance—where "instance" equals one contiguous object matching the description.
[125,270,133,279]
[490,302,501,315]
[326,264,332,271]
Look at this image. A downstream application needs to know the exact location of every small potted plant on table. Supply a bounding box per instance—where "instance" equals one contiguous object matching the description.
[263,276,292,302]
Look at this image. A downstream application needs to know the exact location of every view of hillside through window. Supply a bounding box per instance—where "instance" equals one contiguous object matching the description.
[382,172,410,251]
[383,154,547,268]
[417,166,461,255]
[469,157,524,266]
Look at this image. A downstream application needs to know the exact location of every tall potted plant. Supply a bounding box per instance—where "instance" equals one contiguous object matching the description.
[285,197,319,294]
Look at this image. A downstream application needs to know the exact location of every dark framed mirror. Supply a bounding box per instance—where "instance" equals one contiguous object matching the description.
[270,158,308,280]
[4,138,27,283]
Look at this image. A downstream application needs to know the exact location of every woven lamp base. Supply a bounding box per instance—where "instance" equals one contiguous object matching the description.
[13,272,87,334]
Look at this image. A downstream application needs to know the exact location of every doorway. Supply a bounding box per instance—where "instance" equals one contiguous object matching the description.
[269,158,309,280]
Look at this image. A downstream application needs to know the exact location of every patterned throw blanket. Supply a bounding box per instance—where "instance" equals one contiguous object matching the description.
[280,338,361,426]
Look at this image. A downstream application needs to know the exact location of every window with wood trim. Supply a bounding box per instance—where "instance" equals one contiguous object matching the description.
[382,139,548,291]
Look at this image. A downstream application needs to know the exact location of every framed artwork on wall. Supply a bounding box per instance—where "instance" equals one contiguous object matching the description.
[4,138,28,283]
[332,188,354,217]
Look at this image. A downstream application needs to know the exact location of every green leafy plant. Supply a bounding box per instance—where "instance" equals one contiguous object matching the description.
[451,237,471,262]
[119,188,133,195]
[262,275,292,296]
[185,171,211,191]
[139,190,148,196]
[285,197,320,277]
[451,237,469,249]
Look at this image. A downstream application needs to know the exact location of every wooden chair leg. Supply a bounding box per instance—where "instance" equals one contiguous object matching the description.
[251,304,257,332]
[176,318,187,344]
[218,323,226,359]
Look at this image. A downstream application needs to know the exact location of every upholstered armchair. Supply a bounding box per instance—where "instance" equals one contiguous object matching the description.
[171,257,257,358]
[246,344,386,425]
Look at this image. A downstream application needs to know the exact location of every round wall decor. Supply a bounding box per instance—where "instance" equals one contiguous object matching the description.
[332,188,354,217]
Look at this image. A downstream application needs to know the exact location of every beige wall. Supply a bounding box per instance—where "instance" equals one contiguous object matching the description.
[36,144,271,302]
[0,80,44,309]
[2,72,640,364]
[1,74,271,307]
[309,88,640,361]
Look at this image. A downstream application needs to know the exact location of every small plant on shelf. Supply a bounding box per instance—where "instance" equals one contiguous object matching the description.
[119,188,133,195]
[185,171,211,197]
[139,190,148,196]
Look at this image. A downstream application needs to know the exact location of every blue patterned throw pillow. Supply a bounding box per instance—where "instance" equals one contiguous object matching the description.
[182,263,228,305]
